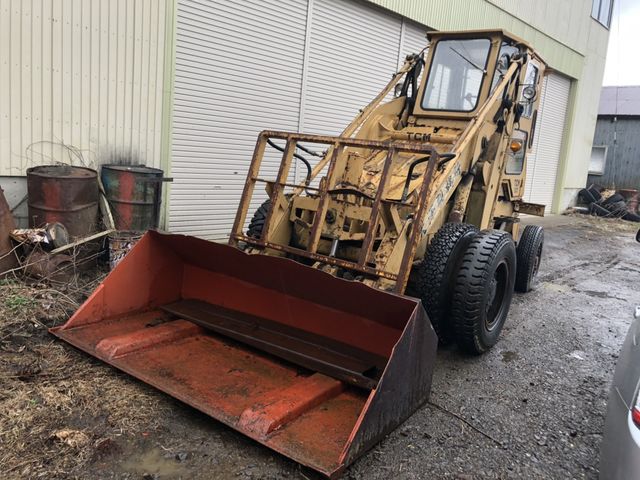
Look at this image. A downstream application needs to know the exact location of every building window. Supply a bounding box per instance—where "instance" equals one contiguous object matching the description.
[589,146,608,175]
[591,0,613,28]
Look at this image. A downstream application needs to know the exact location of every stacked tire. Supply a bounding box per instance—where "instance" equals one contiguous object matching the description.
[408,223,543,355]
[578,186,640,222]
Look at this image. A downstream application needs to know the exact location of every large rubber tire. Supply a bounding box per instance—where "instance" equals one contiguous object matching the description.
[247,199,272,238]
[451,230,517,354]
[578,188,597,205]
[603,193,624,206]
[606,200,628,215]
[623,211,640,223]
[515,225,544,293]
[586,185,603,202]
[406,223,478,343]
[590,202,609,217]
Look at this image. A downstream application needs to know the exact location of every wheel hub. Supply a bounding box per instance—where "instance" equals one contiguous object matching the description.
[485,262,508,331]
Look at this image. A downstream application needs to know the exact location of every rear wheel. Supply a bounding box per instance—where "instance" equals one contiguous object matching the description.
[515,225,544,293]
[406,222,478,343]
[451,230,516,354]
[247,199,272,238]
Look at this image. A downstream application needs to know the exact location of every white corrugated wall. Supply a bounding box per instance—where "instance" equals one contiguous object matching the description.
[170,0,430,240]
[0,0,171,176]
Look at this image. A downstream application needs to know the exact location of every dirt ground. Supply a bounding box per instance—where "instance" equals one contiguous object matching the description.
[1,214,638,479]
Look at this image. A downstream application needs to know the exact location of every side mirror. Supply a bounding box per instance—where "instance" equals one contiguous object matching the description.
[636,229,640,243]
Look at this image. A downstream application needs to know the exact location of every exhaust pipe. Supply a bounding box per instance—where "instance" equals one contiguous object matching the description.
[51,231,437,477]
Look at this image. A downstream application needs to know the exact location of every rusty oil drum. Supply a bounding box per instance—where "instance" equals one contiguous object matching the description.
[27,165,99,239]
[101,165,163,231]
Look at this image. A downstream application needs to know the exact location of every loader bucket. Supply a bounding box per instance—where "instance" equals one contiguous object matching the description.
[51,231,437,477]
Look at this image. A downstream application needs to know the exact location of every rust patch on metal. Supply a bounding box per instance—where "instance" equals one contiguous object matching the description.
[0,188,19,276]
[51,231,437,478]
[27,165,99,238]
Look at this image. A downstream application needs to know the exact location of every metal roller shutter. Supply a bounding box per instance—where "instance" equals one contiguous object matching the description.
[169,0,307,239]
[524,72,571,211]
[400,19,429,60]
[170,0,432,239]
[300,0,402,136]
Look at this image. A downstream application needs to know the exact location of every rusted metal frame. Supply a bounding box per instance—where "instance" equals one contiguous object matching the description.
[231,233,398,281]
[393,147,439,294]
[307,144,342,254]
[261,130,437,154]
[358,147,396,267]
[161,300,380,390]
[261,137,297,243]
[229,134,268,246]
[301,57,417,182]
[254,178,321,192]
[517,201,545,217]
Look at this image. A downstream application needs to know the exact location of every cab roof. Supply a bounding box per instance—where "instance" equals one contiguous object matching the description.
[426,29,535,52]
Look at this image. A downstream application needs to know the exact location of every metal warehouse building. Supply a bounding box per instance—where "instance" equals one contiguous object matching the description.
[0,0,611,239]
[588,86,640,190]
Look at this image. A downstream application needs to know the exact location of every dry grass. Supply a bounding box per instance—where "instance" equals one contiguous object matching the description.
[0,273,171,479]
[566,211,640,234]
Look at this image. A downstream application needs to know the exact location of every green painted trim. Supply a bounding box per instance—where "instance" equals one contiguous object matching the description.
[159,0,177,230]
[367,0,585,80]
[551,78,578,213]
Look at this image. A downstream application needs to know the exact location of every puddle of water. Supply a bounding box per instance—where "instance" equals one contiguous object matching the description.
[120,448,189,477]
[540,282,571,293]
[501,351,519,362]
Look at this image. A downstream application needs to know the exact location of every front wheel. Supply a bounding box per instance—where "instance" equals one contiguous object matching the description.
[451,230,517,354]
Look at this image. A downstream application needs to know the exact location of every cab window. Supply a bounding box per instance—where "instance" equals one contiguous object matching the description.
[421,38,491,112]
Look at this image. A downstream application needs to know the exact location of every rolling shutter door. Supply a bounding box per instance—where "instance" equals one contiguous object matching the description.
[169,0,307,239]
[524,72,571,211]
[300,0,402,136]
[170,0,432,239]
[400,20,429,59]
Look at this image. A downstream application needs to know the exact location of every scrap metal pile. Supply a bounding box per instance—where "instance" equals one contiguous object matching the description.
[576,185,640,222]
[0,163,168,282]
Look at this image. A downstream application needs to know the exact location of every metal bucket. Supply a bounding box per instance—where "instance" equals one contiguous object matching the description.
[51,231,437,478]
[108,230,143,270]
[0,187,19,276]
[27,165,99,239]
[101,165,164,231]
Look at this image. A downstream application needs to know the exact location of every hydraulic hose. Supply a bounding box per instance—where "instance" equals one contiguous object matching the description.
[266,139,312,185]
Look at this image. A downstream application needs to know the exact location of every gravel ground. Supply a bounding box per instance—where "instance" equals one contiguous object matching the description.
[2,214,638,479]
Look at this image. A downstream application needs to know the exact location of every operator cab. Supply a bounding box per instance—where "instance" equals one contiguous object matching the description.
[400,30,544,122]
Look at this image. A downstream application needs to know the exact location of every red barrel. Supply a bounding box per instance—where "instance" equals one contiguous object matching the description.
[100,165,164,231]
[27,165,99,239]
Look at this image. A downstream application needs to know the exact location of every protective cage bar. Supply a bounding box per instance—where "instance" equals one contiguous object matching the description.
[229,130,440,292]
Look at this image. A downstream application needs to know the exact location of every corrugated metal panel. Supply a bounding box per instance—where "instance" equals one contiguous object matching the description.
[524,72,571,210]
[598,86,640,116]
[169,0,307,239]
[588,117,640,190]
[0,0,169,176]
[170,0,431,239]
[367,0,585,79]
[300,0,402,136]
[401,19,429,59]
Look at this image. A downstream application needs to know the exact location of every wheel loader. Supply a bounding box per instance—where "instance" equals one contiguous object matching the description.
[52,30,547,478]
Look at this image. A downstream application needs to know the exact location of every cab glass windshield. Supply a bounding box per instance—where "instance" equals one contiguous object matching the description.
[422,38,491,112]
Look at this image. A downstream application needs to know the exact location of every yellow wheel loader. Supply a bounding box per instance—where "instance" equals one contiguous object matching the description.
[53,30,547,478]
